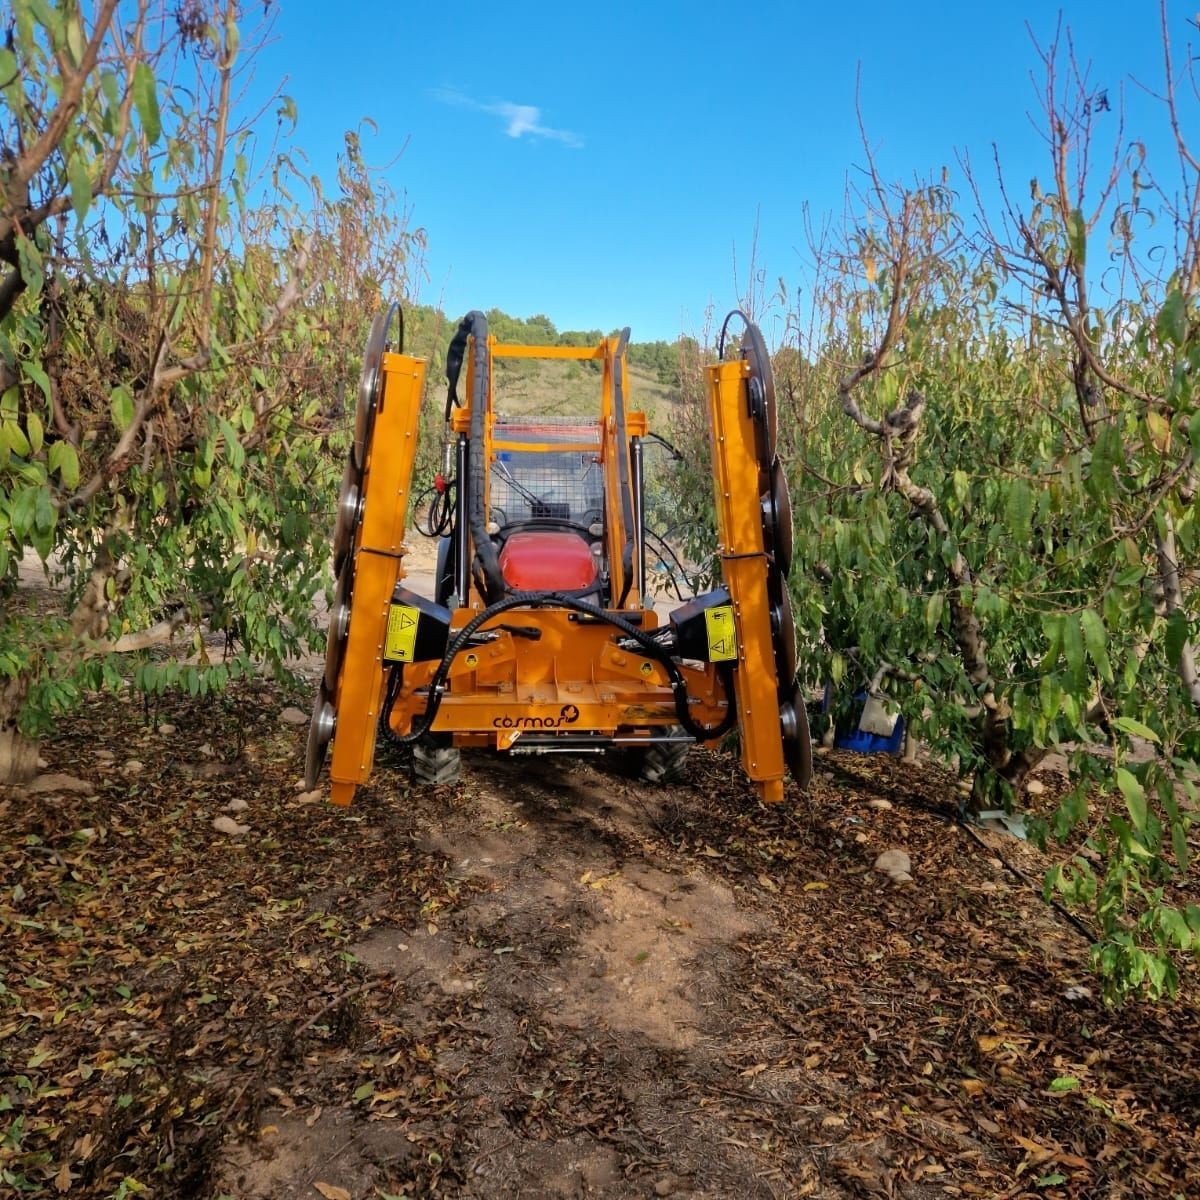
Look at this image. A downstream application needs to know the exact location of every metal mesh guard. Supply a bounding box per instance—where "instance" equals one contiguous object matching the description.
[491,418,603,528]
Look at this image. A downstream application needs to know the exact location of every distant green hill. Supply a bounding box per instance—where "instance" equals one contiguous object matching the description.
[402,302,695,426]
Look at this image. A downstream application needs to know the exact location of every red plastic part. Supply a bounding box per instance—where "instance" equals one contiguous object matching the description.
[498,530,597,591]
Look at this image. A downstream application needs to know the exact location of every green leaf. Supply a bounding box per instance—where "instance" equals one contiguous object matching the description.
[1065,209,1086,267]
[10,486,37,538]
[1048,1075,1080,1093]
[25,409,43,455]
[133,62,161,145]
[21,360,51,402]
[1005,478,1032,539]
[1079,608,1111,683]
[3,420,30,457]
[1165,608,1189,669]
[925,591,944,632]
[34,487,55,533]
[1110,716,1160,744]
[1157,289,1187,348]
[47,441,80,489]
[277,95,297,130]
[1116,767,1148,832]
[1036,1174,1067,1188]
[352,1082,374,1103]
[952,469,969,505]
[65,13,85,65]
[110,385,135,432]
[15,233,43,298]
[67,153,92,222]
[1172,822,1190,870]
[1062,613,1086,686]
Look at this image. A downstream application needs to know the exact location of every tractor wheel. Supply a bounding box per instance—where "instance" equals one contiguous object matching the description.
[638,729,691,785]
[411,736,461,786]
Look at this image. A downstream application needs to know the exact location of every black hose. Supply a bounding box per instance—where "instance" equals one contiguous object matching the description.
[388,590,736,746]
[456,311,508,603]
[414,481,455,538]
[718,309,750,361]
[642,529,689,602]
[444,313,473,417]
[612,328,636,609]
[646,431,684,460]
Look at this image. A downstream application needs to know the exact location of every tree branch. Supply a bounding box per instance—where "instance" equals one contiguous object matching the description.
[91,608,188,656]
[0,0,121,238]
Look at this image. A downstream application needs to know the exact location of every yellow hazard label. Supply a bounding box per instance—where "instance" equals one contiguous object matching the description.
[384,603,419,662]
[704,605,737,662]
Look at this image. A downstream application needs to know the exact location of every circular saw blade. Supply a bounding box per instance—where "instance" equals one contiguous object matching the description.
[742,321,777,469]
[779,682,813,790]
[323,558,355,693]
[770,586,798,692]
[304,681,337,790]
[760,457,794,577]
[332,454,362,574]
[352,311,388,473]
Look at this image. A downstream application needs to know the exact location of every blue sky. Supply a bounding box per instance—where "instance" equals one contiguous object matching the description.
[249,2,1181,343]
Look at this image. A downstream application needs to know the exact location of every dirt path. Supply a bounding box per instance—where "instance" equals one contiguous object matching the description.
[2,683,1197,1199]
[224,755,770,1199]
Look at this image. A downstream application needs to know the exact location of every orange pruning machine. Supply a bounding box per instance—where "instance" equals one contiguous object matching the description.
[305,306,809,805]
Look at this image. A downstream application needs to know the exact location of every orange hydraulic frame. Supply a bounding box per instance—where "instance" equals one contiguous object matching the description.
[320,332,793,806]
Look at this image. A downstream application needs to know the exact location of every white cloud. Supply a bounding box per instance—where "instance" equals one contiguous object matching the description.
[433,87,582,148]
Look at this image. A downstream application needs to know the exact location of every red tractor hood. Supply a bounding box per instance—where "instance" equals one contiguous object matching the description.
[498,530,597,592]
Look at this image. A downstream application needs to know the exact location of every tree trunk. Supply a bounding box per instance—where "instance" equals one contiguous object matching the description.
[967,739,1045,814]
[0,674,38,785]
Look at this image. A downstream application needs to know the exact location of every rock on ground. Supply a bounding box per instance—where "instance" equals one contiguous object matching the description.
[22,773,96,796]
[874,848,912,883]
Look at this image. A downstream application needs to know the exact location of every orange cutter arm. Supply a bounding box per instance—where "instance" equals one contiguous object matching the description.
[705,359,788,803]
[326,351,427,806]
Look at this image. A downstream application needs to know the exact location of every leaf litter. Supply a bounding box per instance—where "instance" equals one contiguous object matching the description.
[0,684,1196,1197]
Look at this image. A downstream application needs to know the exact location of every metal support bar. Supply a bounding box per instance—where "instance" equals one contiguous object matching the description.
[631,435,646,602]
[454,433,469,602]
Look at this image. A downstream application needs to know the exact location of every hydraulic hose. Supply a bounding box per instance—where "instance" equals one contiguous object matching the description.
[388,591,736,747]
[453,311,508,604]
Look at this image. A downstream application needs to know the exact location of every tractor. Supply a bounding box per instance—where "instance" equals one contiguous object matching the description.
[305,306,809,805]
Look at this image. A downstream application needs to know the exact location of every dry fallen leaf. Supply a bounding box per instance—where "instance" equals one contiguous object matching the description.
[313,1184,351,1200]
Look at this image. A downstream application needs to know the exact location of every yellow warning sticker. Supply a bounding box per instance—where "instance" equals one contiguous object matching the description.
[704,605,737,662]
[384,604,419,662]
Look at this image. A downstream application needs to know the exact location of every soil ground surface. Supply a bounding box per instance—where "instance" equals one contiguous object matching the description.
[2,681,1199,1199]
